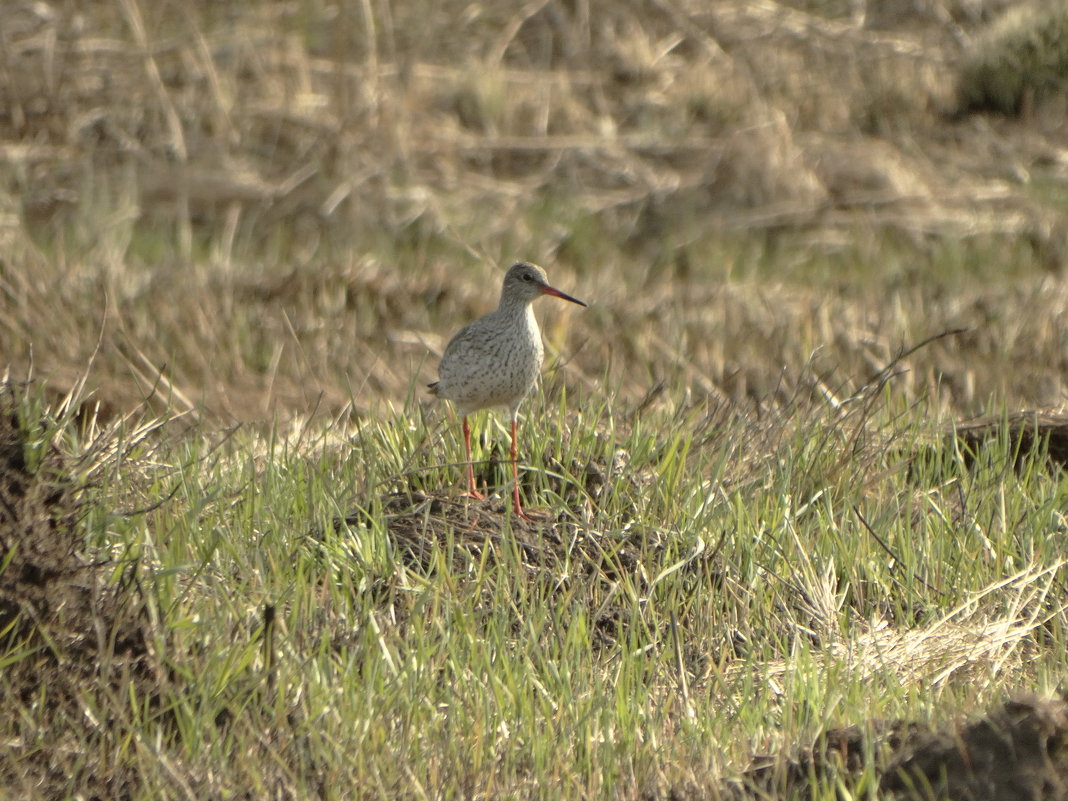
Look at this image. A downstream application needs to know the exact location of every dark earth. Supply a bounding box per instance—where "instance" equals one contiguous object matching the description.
[0,384,153,799]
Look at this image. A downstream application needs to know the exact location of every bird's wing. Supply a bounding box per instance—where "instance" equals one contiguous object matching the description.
[437,321,502,386]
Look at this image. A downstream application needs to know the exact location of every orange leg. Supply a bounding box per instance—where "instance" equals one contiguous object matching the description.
[460,416,485,500]
[510,417,534,521]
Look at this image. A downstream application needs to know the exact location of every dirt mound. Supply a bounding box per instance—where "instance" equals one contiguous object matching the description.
[953,412,1068,470]
[346,469,646,576]
[907,411,1068,478]
[333,485,725,649]
[372,490,576,569]
[0,392,86,637]
[0,384,153,799]
[884,694,1068,800]
[735,694,1068,800]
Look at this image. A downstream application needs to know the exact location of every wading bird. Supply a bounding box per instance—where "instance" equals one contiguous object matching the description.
[429,262,586,520]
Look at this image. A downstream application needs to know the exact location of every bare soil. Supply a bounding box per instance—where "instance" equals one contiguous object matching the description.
[735,693,1068,800]
[0,384,156,799]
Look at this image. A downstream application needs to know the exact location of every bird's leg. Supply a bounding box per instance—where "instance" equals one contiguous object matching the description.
[510,416,535,521]
[460,416,485,500]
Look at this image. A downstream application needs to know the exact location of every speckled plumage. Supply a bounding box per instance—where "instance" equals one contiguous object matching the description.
[433,291,544,418]
[429,262,586,519]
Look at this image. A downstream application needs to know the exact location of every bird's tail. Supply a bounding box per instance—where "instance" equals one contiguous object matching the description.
[426,381,439,396]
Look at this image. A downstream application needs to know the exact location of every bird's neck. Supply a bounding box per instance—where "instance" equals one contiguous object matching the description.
[496,295,534,315]
[494,298,539,332]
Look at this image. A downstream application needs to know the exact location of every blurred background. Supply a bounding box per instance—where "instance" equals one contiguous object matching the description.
[2,0,1068,425]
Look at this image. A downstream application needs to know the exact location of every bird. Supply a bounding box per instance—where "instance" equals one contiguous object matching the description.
[428,262,587,520]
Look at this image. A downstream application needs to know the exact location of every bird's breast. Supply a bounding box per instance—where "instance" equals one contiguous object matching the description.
[435,308,544,413]
[500,310,543,385]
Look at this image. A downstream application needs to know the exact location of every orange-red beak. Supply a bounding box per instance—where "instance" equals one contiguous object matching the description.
[540,283,587,307]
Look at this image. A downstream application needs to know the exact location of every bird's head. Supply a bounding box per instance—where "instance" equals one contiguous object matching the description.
[502,262,587,308]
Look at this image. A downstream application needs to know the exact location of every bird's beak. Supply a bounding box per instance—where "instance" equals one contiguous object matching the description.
[540,283,587,307]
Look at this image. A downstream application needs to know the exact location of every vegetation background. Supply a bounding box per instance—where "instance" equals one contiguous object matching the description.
[3,0,1068,798]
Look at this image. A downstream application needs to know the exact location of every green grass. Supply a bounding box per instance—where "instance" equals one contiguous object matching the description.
[14,367,1060,799]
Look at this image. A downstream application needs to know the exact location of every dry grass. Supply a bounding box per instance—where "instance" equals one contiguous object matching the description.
[2,0,1068,424]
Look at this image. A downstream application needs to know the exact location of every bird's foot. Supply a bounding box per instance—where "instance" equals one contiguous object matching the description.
[460,489,486,501]
[513,506,551,523]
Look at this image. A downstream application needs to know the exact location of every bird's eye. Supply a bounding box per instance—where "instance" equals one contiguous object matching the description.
[522,273,533,282]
